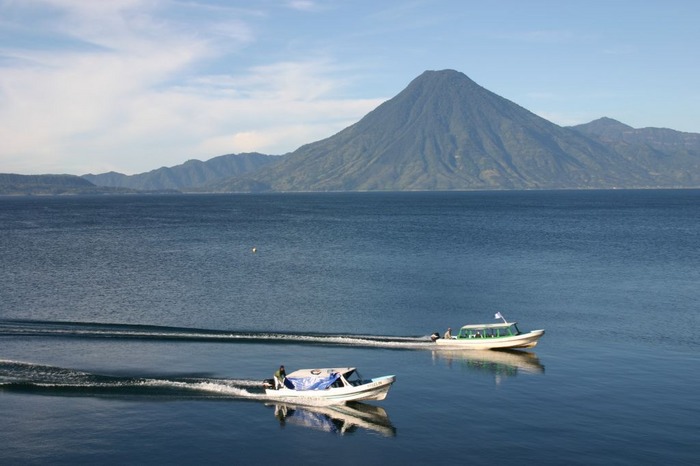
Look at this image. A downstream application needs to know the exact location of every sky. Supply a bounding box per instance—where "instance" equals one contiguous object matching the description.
[1,0,699,175]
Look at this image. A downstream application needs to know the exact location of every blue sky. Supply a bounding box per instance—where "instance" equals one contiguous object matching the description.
[1,0,698,175]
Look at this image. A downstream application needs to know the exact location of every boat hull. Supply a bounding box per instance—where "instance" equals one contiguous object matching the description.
[435,329,545,350]
[265,375,395,404]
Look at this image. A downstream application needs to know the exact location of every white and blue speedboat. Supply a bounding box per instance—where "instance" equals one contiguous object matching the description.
[264,367,395,403]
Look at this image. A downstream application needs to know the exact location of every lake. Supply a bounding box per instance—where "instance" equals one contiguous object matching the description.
[1,190,698,465]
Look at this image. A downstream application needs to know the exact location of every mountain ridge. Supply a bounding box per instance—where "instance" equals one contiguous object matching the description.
[4,69,700,194]
[208,70,681,192]
[0,173,137,195]
[571,117,700,186]
[82,152,278,191]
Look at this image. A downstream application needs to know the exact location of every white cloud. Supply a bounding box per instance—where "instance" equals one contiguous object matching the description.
[286,1,318,12]
[0,0,381,174]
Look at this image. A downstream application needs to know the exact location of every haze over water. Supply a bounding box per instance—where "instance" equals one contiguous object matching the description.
[1,190,698,465]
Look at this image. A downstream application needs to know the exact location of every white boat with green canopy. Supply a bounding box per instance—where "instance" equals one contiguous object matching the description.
[433,313,544,350]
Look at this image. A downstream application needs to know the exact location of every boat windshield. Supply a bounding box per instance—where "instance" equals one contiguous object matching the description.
[457,324,520,339]
[344,369,365,386]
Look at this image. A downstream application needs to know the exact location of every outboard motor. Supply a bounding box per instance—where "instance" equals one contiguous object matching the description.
[262,378,275,389]
[430,332,440,342]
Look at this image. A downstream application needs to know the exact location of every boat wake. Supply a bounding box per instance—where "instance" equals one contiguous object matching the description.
[0,359,401,412]
[0,319,433,349]
[1,360,328,406]
[1,359,399,416]
[0,359,271,400]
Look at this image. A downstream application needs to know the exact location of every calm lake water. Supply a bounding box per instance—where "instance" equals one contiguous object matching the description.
[1,191,698,465]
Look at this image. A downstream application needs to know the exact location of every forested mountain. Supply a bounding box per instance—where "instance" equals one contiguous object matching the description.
[8,69,699,194]
[83,152,278,190]
[570,117,700,186]
[207,70,698,192]
[0,174,131,195]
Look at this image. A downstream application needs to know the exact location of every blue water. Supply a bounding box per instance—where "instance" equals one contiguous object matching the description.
[1,191,698,465]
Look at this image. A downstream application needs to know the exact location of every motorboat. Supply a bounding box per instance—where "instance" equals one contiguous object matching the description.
[432,313,544,350]
[263,367,395,404]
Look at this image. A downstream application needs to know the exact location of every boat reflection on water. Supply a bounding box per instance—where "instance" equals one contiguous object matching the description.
[267,401,396,437]
[433,349,545,380]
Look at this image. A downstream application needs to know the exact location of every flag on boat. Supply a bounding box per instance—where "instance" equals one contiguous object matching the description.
[494,312,503,320]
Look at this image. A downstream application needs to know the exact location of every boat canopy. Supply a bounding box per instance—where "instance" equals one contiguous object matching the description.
[284,368,355,391]
[459,322,517,330]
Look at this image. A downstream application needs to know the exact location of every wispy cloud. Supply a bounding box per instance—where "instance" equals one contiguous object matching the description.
[7,1,692,174]
[285,0,318,12]
[0,0,379,174]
